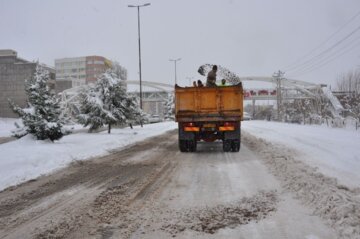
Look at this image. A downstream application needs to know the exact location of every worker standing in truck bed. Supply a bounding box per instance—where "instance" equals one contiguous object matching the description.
[206,65,218,87]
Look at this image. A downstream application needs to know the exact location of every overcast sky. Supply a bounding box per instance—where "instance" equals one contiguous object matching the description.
[1,0,360,91]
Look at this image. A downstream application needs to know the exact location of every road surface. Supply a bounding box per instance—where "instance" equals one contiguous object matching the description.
[1,129,357,238]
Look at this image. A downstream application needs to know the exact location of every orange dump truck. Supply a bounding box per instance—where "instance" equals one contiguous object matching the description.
[175,83,244,152]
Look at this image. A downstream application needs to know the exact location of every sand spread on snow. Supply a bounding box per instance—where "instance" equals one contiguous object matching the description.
[161,191,278,236]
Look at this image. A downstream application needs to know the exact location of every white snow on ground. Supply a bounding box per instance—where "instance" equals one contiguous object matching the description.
[242,120,360,189]
[0,118,21,137]
[0,120,177,191]
[1,118,359,194]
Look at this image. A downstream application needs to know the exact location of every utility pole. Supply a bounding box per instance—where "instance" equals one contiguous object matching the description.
[273,70,285,121]
[128,3,151,110]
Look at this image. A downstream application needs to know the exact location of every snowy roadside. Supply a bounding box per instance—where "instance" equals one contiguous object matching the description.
[0,118,21,137]
[242,120,360,189]
[242,132,360,239]
[0,121,177,191]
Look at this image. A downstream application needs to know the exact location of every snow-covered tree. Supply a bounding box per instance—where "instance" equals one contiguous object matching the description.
[336,69,360,95]
[296,99,312,122]
[77,70,141,133]
[9,65,65,141]
[338,94,360,119]
[120,93,145,127]
[283,99,319,124]
[111,61,128,83]
[164,93,175,120]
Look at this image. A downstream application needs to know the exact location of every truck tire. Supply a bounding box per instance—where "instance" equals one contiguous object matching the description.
[188,140,197,152]
[223,140,231,152]
[179,140,188,152]
[231,139,240,152]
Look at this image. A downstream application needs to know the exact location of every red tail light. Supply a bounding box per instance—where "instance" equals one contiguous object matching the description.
[183,122,199,132]
[219,122,236,131]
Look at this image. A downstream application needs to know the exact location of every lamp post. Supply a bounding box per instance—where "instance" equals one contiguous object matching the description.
[128,3,150,110]
[169,58,181,85]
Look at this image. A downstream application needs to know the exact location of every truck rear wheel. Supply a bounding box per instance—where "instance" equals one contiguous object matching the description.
[179,139,197,152]
[179,140,188,152]
[231,139,240,152]
[223,140,232,152]
[190,139,197,152]
[188,140,197,152]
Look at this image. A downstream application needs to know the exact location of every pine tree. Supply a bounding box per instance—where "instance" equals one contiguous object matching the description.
[78,70,141,133]
[124,94,145,125]
[164,93,175,120]
[9,65,65,141]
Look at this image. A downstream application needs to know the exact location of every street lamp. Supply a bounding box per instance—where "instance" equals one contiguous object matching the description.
[169,58,181,85]
[128,3,151,110]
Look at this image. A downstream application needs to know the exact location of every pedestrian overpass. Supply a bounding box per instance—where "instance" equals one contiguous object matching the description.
[60,76,343,119]
[127,76,324,101]
[126,76,343,118]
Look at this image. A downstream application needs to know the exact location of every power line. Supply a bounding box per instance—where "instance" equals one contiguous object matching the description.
[288,35,360,77]
[284,9,360,71]
[285,24,360,74]
[289,43,360,77]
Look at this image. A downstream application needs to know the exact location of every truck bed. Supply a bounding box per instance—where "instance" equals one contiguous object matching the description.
[175,84,243,122]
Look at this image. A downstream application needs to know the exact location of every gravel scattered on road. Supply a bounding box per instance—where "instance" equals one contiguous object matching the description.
[160,190,278,236]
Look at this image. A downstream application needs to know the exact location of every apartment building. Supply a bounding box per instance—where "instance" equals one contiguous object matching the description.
[55,56,112,86]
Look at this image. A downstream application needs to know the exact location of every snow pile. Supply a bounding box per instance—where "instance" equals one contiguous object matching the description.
[0,118,22,137]
[343,116,359,129]
[0,121,177,191]
[243,132,360,239]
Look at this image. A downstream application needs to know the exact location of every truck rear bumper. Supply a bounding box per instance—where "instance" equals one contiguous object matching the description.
[176,116,241,122]
[179,121,240,141]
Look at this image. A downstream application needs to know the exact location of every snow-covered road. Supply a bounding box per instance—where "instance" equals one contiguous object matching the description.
[1,120,360,238]
[128,142,337,239]
[0,131,343,239]
[1,119,359,192]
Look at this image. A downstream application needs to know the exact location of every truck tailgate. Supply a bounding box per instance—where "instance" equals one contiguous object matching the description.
[175,84,243,122]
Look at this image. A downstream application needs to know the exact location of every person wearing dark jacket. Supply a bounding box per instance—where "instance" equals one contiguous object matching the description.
[197,80,204,87]
[206,65,218,87]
